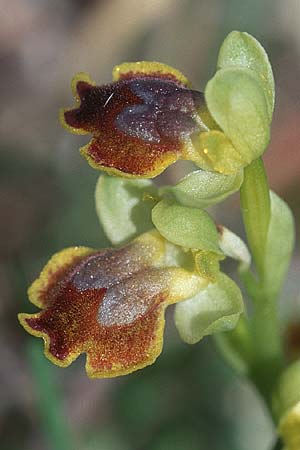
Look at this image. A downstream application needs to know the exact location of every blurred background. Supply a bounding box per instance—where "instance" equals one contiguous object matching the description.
[1,0,299,449]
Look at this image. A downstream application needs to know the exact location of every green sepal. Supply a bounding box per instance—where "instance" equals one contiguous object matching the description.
[263,191,295,299]
[174,273,244,344]
[151,199,222,254]
[205,67,270,169]
[218,31,275,120]
[95,174,157,245]
[163,168,243,208]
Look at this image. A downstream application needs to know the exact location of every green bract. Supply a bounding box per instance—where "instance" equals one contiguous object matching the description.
[217,31,275,120]
[205,67,270,171]
[174,273,244,344]
[151,199,222,254]
[95,175,156,245]
[164,169,243,208]
[263,191,295,298]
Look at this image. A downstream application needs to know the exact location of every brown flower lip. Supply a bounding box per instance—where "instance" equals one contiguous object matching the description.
[18,232,205,378]
[60,62,210,177]
[65,78,205,142]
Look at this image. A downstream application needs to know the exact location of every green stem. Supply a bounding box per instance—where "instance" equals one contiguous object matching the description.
[240,158,283,406]
[249,301,283,405]
[27,340,74,450]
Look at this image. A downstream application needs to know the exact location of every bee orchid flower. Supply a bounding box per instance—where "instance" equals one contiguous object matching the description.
[19,232,206,378]
[60,62,216,178]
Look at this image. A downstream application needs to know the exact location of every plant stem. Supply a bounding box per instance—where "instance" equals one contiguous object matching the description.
[249,301,283,405]
[240,158,283,407]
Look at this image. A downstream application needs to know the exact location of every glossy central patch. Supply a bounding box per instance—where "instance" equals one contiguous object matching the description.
[114,79,203,142]
[18,234,170,377]
[60,62,210,177]
[19,231,204,378]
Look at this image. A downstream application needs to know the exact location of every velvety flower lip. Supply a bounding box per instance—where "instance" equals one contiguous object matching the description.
[60,62,211,178]
[19,232,204,378]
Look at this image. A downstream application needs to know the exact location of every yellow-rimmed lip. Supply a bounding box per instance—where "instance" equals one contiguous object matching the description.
[19,232,205,378]
[60,62,209,178]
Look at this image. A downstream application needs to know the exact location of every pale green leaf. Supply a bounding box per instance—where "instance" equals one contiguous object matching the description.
[95,174,156,245]
[164,169,243,208]
[175,273,244,344]
[263,191,295,298]
[218,31,275,120]
[205,67,270,165]
[151,199,222,253]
